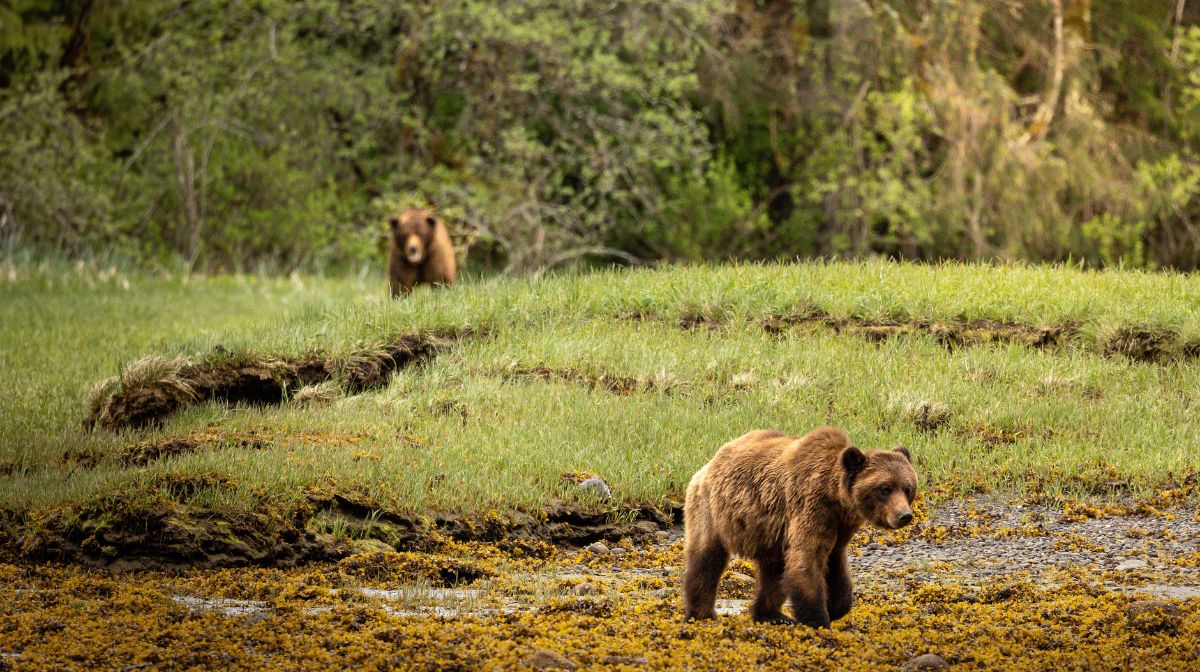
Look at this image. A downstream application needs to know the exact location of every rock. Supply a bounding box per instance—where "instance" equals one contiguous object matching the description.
[348,538,394,555]
[602,655,649,665]
[724,572,755,591]
[242,610,271,624]
[654,530,670,540]
[1139,584,1200,600]
[866,543,885,551]
[610,547,628,556]
[902,653,949,671]
[634,521,660,535]
[1126,599,1183,633]
[578,476,613,501]
[572,583,596,596]
[586,541,610,554]
[1115,559,1148,571]
[526,648,578,670]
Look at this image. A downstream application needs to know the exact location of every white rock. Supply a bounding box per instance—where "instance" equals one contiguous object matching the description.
[578,476,613,501]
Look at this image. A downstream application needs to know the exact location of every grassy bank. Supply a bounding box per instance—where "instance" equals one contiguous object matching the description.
[1,260,1199,562]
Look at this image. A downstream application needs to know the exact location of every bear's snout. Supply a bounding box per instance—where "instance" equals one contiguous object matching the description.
[894,510,913,528]
[404,235,425,264]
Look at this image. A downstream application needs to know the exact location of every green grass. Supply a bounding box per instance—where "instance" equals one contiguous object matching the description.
[2,260,1200,522]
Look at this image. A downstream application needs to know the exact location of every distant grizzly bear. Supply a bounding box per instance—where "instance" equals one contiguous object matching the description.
[387,207,457,298]
[682,426,917,627]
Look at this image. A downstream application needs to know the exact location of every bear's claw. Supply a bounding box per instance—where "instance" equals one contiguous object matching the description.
[752,612,795,625]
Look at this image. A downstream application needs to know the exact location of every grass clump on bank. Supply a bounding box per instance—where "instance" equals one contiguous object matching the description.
[2,260,1200,564]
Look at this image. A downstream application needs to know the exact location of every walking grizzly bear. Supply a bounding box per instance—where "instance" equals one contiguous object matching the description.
[682,426,917,627]
[387,207,457,298]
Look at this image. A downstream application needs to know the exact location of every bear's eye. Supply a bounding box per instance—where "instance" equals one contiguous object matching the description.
[873,485,892,498]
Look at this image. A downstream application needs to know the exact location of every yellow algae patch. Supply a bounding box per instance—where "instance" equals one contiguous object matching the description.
[2,550,1199,672]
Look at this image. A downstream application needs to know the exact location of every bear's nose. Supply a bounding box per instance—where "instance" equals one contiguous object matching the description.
[896,511,913,527]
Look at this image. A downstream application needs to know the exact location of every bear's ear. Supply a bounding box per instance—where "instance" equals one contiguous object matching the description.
[425,215,438,229]
[388,217,400,231]
[893,446,911,463]
[840,446,866,474]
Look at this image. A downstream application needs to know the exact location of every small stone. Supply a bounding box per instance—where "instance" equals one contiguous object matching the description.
[586,541,610,554]
[610,547,628,555]
[866,543,885,551]
[242,610,271,624]
[525,648,578,670]
[1116,559,1148,571]
[573,583,597,596]
[1126,599,1183,633]
[902,653,949,671]
[724,572,755,590]
[654,530,670,540]
[348,538,394,555]
[578,476,613,501]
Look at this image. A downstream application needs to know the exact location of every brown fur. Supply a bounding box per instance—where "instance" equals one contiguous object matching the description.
[387,208,457,298]
[682,426,917,627]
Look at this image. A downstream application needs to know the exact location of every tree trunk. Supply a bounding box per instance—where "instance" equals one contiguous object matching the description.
[59,0,97,91]
[173,110,201,266]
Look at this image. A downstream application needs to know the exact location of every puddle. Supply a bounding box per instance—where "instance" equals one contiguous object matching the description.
[383,605,468,618]
[359,587,482,601]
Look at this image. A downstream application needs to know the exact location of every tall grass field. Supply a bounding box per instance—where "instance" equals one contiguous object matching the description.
[2,260,1199,545]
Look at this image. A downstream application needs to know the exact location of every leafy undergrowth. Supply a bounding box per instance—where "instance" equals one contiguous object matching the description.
[2,541,1197,671]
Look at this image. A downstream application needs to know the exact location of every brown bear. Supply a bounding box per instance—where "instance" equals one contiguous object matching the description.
[387,207,457,297]
[682,426,917,627]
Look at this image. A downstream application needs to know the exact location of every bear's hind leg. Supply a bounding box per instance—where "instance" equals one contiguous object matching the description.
[750,556,793,624]
[682,540,728,621]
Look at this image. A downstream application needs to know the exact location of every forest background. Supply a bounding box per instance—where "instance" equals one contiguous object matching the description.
[3,1,1200,274]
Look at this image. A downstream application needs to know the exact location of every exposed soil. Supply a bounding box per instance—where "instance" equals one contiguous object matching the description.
[1099,325,1200,363]
[489,366,679,395]
[624,307,1200,362]
[8,488,682,570]
[83,330,466,432]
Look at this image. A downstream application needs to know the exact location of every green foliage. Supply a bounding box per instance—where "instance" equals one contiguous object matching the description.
[391,0,721,270]
[3,1,1200,270]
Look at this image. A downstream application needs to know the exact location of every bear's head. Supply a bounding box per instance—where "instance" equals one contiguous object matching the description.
[390,208,441,264]
[840,445,917,529]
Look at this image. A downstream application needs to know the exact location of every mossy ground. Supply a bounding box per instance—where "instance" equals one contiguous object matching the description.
[4,502,1199,672]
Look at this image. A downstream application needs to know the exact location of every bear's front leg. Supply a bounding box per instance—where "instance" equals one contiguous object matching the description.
[784,550,830,628]
[750,556,793,624]
[825,542,853,621]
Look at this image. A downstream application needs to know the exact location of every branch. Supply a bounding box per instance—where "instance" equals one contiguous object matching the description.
[1171,0,1189,62]
[1012,0,1064,149]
